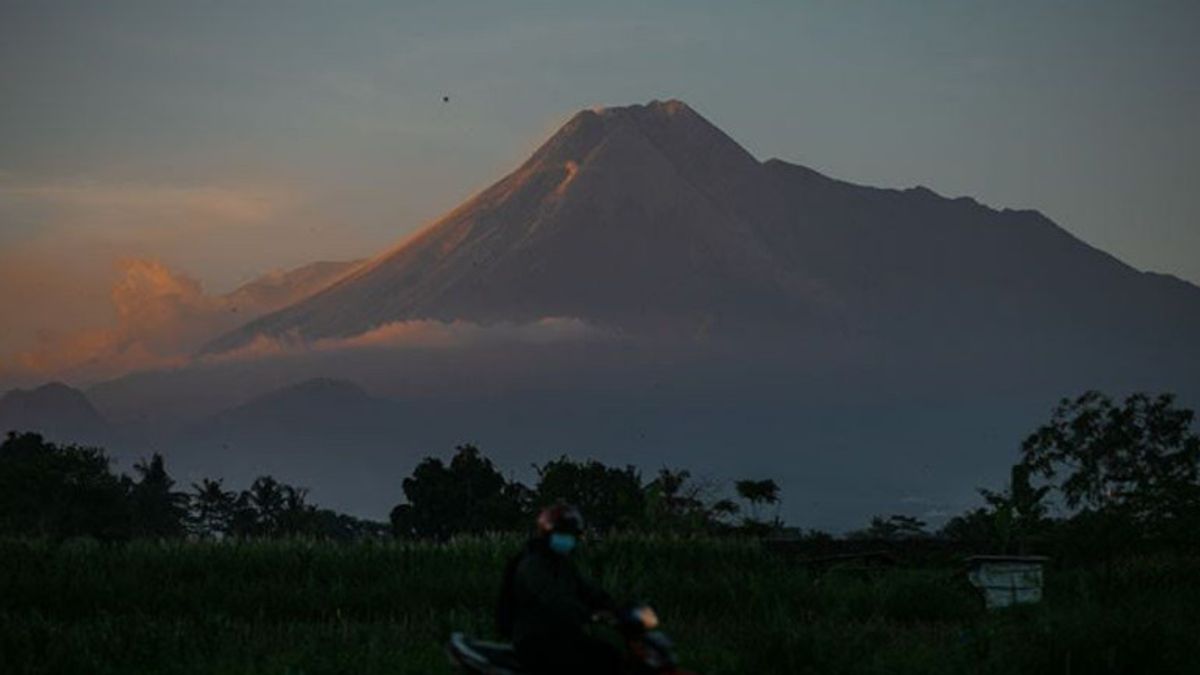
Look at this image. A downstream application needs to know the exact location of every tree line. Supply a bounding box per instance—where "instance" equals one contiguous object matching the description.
[0,432,386,541]
[1,389,1198,556]
[837,391,1200,560]
[388,445,781,538]
[937,391,1200,558]
[0,435,782,542]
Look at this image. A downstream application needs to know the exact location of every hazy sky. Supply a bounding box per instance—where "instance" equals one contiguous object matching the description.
[2,0,1198,359]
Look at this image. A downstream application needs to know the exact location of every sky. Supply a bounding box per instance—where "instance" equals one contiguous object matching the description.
[2,0,1199,365]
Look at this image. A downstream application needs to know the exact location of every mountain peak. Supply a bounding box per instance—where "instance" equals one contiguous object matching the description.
[270,377,371,402]
[535,98,748,166]
[2,381,89,408]
[590,98,695,119]
[651,98,692,115]
[201,98,799,350]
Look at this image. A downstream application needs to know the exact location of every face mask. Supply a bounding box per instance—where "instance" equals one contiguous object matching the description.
[548,532,577,555]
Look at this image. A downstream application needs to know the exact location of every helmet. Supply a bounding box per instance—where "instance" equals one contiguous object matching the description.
[536,503,584,537]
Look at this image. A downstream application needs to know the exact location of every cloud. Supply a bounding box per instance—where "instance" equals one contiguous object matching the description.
[4,259,228,382]
[204,317,606,365]
[1,257,604,385]
[0,177,602,386]
[0,258,342,383]
[0,179,311,360]
[319,316,600,350]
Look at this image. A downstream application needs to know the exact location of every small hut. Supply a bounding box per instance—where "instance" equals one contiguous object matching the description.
[966,555,1049,609]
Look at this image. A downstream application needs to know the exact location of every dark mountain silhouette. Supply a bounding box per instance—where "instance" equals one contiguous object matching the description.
[0,382,114,446]
[125,350,1068,528]
[165,378,417,509]
[200,377,394,435]
[205,99,1200,369]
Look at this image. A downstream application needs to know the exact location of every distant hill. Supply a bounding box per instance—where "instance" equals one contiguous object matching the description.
[199,377,396,437]
[0,382,113,447]
[165,378,418,508]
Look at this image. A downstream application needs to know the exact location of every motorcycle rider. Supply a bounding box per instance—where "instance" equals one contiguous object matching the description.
[496,504,622,675]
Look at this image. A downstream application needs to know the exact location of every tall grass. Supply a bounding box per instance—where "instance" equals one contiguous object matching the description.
[1,536,1196,674]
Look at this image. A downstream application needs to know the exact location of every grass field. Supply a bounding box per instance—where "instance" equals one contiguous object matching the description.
[1,536,1197,674]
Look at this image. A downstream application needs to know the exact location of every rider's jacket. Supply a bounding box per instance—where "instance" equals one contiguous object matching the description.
[498,539,613,646]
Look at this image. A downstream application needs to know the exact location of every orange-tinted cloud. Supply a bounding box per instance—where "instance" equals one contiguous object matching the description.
[0,180,305,361]
[1,256,603,385]
[6,260,225,381]
[1,258,358,384]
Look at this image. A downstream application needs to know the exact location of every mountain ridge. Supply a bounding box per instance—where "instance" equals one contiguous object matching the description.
[203,98,1200,371]
[0,381,114,446]
[202,99,837,350]
[224,260,365,311]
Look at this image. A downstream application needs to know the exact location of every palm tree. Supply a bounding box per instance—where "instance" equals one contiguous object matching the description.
[129,453,188,538]
[189,478,236,537]
[735,479,780,523]
[247,476,286,535]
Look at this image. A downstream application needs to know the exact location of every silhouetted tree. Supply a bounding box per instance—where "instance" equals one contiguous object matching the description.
[194,475,319,538]
[188,478,237,537]
[939,507,993,549]
[227,491,261,538]
[982,463,1050,551]
[310,509,390,542]
[1020,391,1200,537]
[856,514,928,541]
[534,456,644,532]
[246,476,287,535]
[644,468,730,533]
[387,447,780,539]
[734,478,781,533]
[127,453,188,538]
[392,445,527,539]
[276,483,318,536]
[942,462,1050,553]
[0,432,389,541]
[709,498,740,525]
[234,476,320,537]
[0,432,129,540]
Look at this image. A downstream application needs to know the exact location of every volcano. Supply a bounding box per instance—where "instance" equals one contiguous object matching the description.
[206,99,1200,375]
[104,99,1200,528]
[205,100,815,350]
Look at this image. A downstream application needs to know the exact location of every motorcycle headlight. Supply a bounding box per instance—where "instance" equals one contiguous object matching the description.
[633,606,659,630]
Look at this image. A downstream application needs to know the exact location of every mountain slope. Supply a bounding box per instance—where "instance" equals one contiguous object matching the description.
[204,101,839,351]
[205,100,1200,360]
[223,260,364,313]
[761,160,1200,384]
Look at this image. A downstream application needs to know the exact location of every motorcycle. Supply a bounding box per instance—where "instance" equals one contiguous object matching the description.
[447,604,695,674]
